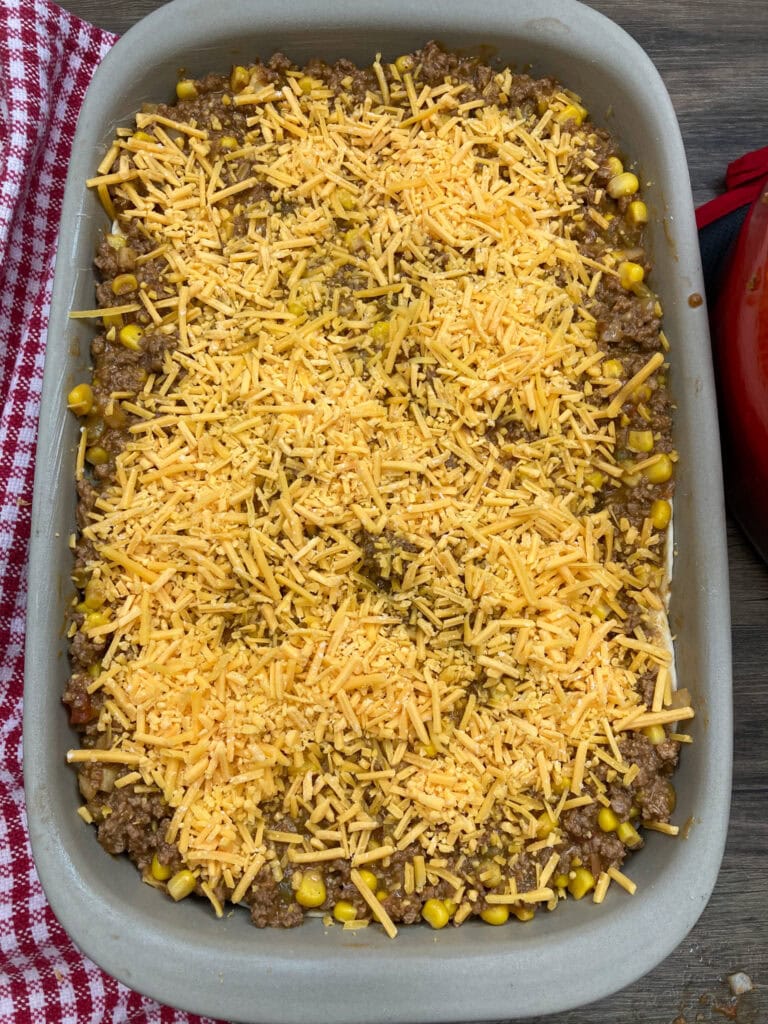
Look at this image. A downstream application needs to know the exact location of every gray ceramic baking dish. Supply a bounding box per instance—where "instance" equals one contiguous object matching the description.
[24,0,732,1019]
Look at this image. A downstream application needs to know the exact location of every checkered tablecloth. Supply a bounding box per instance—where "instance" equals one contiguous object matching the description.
[0,2,223,1020]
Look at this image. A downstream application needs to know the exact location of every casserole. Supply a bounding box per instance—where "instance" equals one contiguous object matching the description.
[24,0,731,1019]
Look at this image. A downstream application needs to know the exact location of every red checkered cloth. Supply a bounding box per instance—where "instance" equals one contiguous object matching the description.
[0,2,223,1021]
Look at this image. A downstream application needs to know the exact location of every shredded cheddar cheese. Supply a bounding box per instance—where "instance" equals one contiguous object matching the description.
[69,49,690,930]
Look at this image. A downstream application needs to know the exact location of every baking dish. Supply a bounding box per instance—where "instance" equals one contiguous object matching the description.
[24,0,731,1020]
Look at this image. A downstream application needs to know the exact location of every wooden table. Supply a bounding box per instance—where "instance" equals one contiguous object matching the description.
[58,2,768,1021]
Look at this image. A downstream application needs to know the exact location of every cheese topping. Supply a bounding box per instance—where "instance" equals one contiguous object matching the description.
[70,56,689,918]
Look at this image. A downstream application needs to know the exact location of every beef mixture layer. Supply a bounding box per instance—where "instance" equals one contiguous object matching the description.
[65,43,691,936]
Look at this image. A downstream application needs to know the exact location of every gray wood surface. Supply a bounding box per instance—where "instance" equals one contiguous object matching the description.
[56,2,768,1022]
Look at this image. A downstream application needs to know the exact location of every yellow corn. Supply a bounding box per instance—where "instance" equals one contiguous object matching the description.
[358,869,377,892]
[151,854,172,881]
[295,869,326,908]
[371,321,390,342]
[84,579,105,610]
[608,171,640,198]
[628,429,654,453]
[444,899,458,917]
[606,156,624,178]
[84,610,109,630]
[394,55,414,76]
[479,860,502,888]
[512,906,535,922]
[230,65,249,92]
[597,807,619,833]
[553,873,569,889]
[332,900,357,923]
[603,358,623,379]
[102,312,123,330]
[167,869,197,900]
[650,498,672,530]
[480,905,510,926]
[556,102,587,126]
[422,898,450,929]
[85,446,109,466]
[617,822,643,848]
[176,79,197,101]
[585,470,605,490]
[298,75,316,94]
[536,812,557,839]
[618,261,645,290]
[627,200,648,225]
[118,323,144,351]
[287,300,305,316]
[132,131,153,144]
[105,233,126,249]
[111,273,137,296]
[67,383,93,416]
[336,188,356,210]
[643,724,667,745]
[219,135,238,150]
[568,867,595,900]
[644,454,673,484]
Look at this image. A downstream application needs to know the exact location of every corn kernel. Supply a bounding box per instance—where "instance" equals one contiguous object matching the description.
[167,869,197,900]
[627,200,648,225]
[567,867,595,900]
[606,156,624,177]
[643,724,667,745]
[111,273,137,296]
[85,446,109,466]
[650,498,672,530]
[644,453,674,484]
[479,860,502,887]
[84,610,109,630]
[617,822,642,848]
[375,889,389,902]
[618,261,645,290]
[132,131,154,144]
[230,65,249,92]
[603,358,623,379]
[295,869,326,908]
[336,188,356,210]
[102,312,123,330]
[105,233,126,250]
[118,323,144,351]
[394,55,414,76]
[597,807,619,832]
[553,873,569,889]
[371,320,390,342]
[556,102,587,126]
[444,899,458,917]
[585,470,605,490]
[536,812,557,839]
[84,579,105,610]
[176,79,198,101]
[358,869,378,892]
[298,75,316,94]
[422,898,449,929]
[512,906,535,922]
[628,429,654,453]
[151,854,172,881]
[220,135,238,150]
[480,905,510,926]
[333,900,357,923]
[287,300,306,316]
[608,171,640,198]
[67,383,94,416]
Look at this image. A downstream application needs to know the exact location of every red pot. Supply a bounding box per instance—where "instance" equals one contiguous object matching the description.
[713,176,768,562]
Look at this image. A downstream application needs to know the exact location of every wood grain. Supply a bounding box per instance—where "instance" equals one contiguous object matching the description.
[54,2,768,1021]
